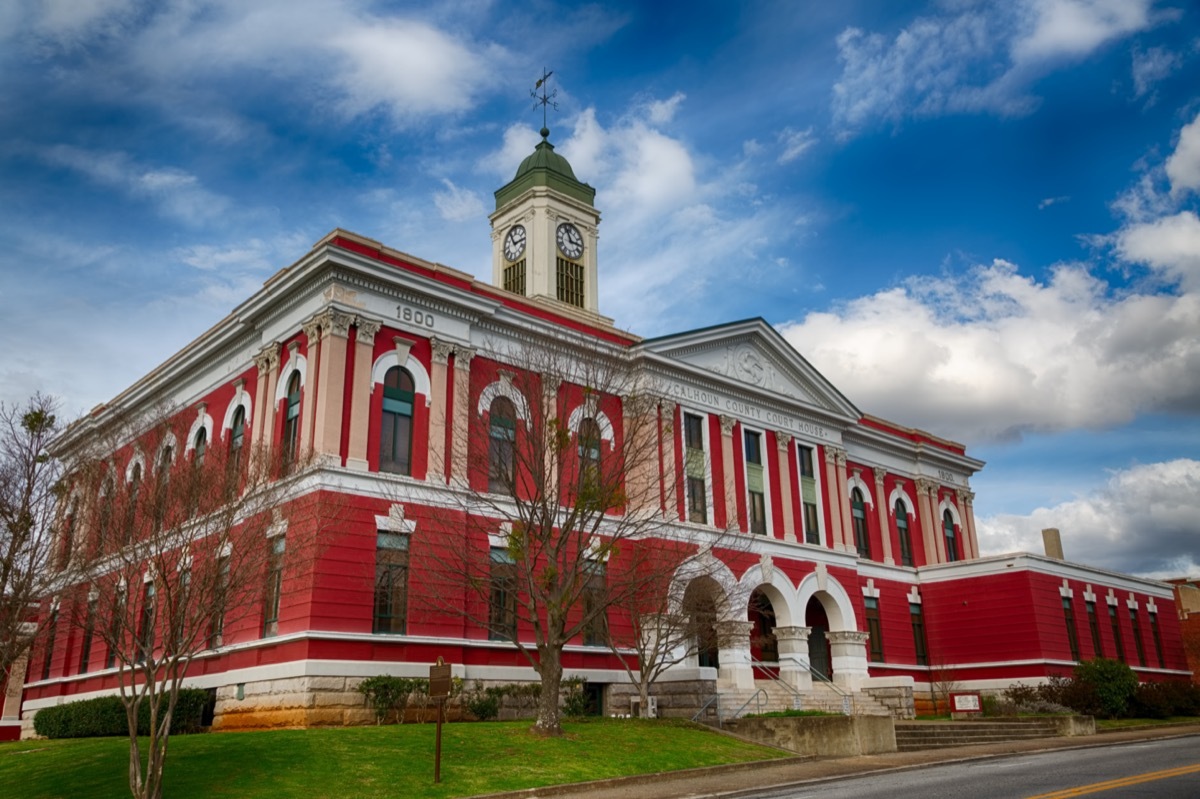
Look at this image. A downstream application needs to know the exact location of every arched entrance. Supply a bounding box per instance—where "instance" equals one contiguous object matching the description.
[748,589,778,663]
[682,577,721,669]
[805,596,831,678]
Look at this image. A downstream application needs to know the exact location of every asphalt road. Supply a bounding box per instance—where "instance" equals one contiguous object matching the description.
[744,735,1200,799]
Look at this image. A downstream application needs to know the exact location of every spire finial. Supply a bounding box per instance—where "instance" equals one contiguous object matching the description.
[531,68,558,137]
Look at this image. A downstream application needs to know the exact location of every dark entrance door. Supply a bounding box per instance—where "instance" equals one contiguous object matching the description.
[805,597,831,677]
[749,589,778,663]
[683,580,720,669]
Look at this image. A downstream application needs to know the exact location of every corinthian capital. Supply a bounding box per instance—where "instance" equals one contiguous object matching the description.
[354,316,382,346]
[719,415,736,435]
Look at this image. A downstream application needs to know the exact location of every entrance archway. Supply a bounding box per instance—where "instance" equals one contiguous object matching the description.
[805,596,831,677]
[748,589,778,663]
[682,577,722,669]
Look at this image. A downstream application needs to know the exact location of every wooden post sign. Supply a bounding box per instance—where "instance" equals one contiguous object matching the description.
[430,657,452,783]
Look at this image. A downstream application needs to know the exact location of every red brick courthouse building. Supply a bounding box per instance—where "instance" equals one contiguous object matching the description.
[5,131,1191,738]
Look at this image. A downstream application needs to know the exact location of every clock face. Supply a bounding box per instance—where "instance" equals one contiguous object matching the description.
[556,222,584,260]
[503,225,526,261]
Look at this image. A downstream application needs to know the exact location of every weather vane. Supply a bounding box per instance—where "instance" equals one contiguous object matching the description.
[531,68,558,137]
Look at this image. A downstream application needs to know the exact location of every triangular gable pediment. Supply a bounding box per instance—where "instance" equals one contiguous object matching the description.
[638,318,861,419]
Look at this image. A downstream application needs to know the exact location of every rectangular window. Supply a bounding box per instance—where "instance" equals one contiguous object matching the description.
[1087,600,1103,658]
[79,596,96,674]
[865,597,884,663]
[582,561,607,646]
[208,554,230,649]
[1149,611,1165,668]
[137,582,156,662]
[1109,603,1125,663]
[503,259,526,295]
[555,257,584,308]
[797,445,820,545]
[489,547,517,642]
[683,413,708,524]
[910,602,928,666]
[744,430,766,535]
[262,536,285,638]
[41,608,58,681]
[1129,608,1146,666]
[374,533,410,634]
[1062,596,1080,661]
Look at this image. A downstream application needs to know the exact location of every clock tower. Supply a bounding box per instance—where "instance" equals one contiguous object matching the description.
[489,126,602,317]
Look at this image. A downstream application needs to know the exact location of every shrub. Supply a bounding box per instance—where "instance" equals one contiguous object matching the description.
[357,676,426,724]
[562,676,589,719]
[34,690,209,739]
[463,681,501,721]
[1131,681,1200,718]
[1072,659,1138,719]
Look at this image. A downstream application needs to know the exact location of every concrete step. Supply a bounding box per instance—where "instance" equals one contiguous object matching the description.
[893,720,1061,751]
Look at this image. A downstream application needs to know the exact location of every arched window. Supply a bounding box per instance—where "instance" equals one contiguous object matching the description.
[193,427,207,465]
[895,500,913,567]
[943,509,958,562]
[380,366,415,475]
[851,488,870,558]
[282,371,301,468]
[578,417,602,486]
[488,397,516,495]
[230,405,246,455]
[124,462,142,544]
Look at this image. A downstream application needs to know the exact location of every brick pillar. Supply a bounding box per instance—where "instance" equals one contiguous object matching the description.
[774,625,811,690]
[427,338,454,484]
[958,489,978,560]
[719,415,738,531]
[823,447,845,551]
[834,449,853,552]
[345,317,380,471]
[2,651,27,720]
[874,469,894,565]
[915,479,940,564]
[450,346,475,485]
[660,401,678,519]
[827,630,871,690]
[716,619,755,690]
[251,343,280,449]
[312,310,353,463]
[776,434,797,542]
[300,317,323,453]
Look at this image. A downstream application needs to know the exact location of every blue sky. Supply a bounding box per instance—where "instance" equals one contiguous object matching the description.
[1,1,1198,577]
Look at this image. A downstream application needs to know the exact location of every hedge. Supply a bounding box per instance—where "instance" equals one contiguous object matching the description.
[34,689,209,739]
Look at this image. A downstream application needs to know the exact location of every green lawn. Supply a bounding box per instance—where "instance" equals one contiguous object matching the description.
[1096,716,1200,730]
[0,719,787,799]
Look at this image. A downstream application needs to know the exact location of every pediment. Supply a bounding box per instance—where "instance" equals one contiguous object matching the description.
[638,318,860,419]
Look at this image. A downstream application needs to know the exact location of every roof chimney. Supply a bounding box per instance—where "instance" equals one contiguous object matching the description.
[1042,528,1064,560]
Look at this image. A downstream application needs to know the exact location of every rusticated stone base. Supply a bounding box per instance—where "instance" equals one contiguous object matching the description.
[606,679,718,719]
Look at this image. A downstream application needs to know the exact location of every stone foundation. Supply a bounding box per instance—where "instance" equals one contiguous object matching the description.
[861,682,916,719]
[606,679,717,719]
[214,675,377,730]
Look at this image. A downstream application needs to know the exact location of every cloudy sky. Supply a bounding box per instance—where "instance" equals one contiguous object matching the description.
[1,1,1197,579]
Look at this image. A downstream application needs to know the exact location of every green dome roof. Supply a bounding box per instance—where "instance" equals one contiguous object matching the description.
[495,129,595,209]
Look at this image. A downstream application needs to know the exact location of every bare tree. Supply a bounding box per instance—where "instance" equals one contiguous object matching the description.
[56,406,322,799]
[417,336,676,736]
[0,394,65,685]
[928,658,961,715]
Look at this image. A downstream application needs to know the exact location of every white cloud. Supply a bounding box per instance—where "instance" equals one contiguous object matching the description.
[977,458,1200,577]
[1116,210,1200,290]
[1038,195,1069,209]
[776,259,1200,444]
[1011,0,1153,64]
[645,92,686,125]
[482,124,542,181]
[432,178,485,222]
[778,127,817,164]
[1130,44,1181,101]
[38,145,229,225]
[831,0,1161,132]
[1165,111,1200,196]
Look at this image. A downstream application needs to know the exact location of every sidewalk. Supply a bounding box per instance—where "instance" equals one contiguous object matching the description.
[475,722,1200,799]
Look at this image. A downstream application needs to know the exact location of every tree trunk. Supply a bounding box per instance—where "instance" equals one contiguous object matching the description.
[638,681,651,719]
[532,647,563,736]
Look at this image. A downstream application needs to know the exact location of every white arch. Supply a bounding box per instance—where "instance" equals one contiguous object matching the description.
[125,451,146,483]
[476,376,531,424]
[795,570,859,632]
[846,473,873,506]
[275,354,308,402]
[888,486,916,517]
[669,552,742,622]
[738,563,799,627]
[184,410,215,455]
[566,405,614,442]
[371,351,432,405]
[937,497,962,527]
[221,388,253,442]
[155,432,178,471]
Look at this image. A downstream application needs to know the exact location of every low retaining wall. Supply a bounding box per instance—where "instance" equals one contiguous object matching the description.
[1047,715,1095,736]
[724,715,897,757]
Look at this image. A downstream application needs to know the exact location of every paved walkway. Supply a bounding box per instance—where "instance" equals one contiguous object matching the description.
[475,722,1200,799]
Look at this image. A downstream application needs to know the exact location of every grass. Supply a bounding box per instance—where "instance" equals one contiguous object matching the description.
[1096,716,1200,730]
[0,718,788,799]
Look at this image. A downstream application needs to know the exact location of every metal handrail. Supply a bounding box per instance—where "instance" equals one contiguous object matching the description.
[727,688,767,720]
[691,693,722,726]
[751,656,856,715]
[750,657,804,709]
